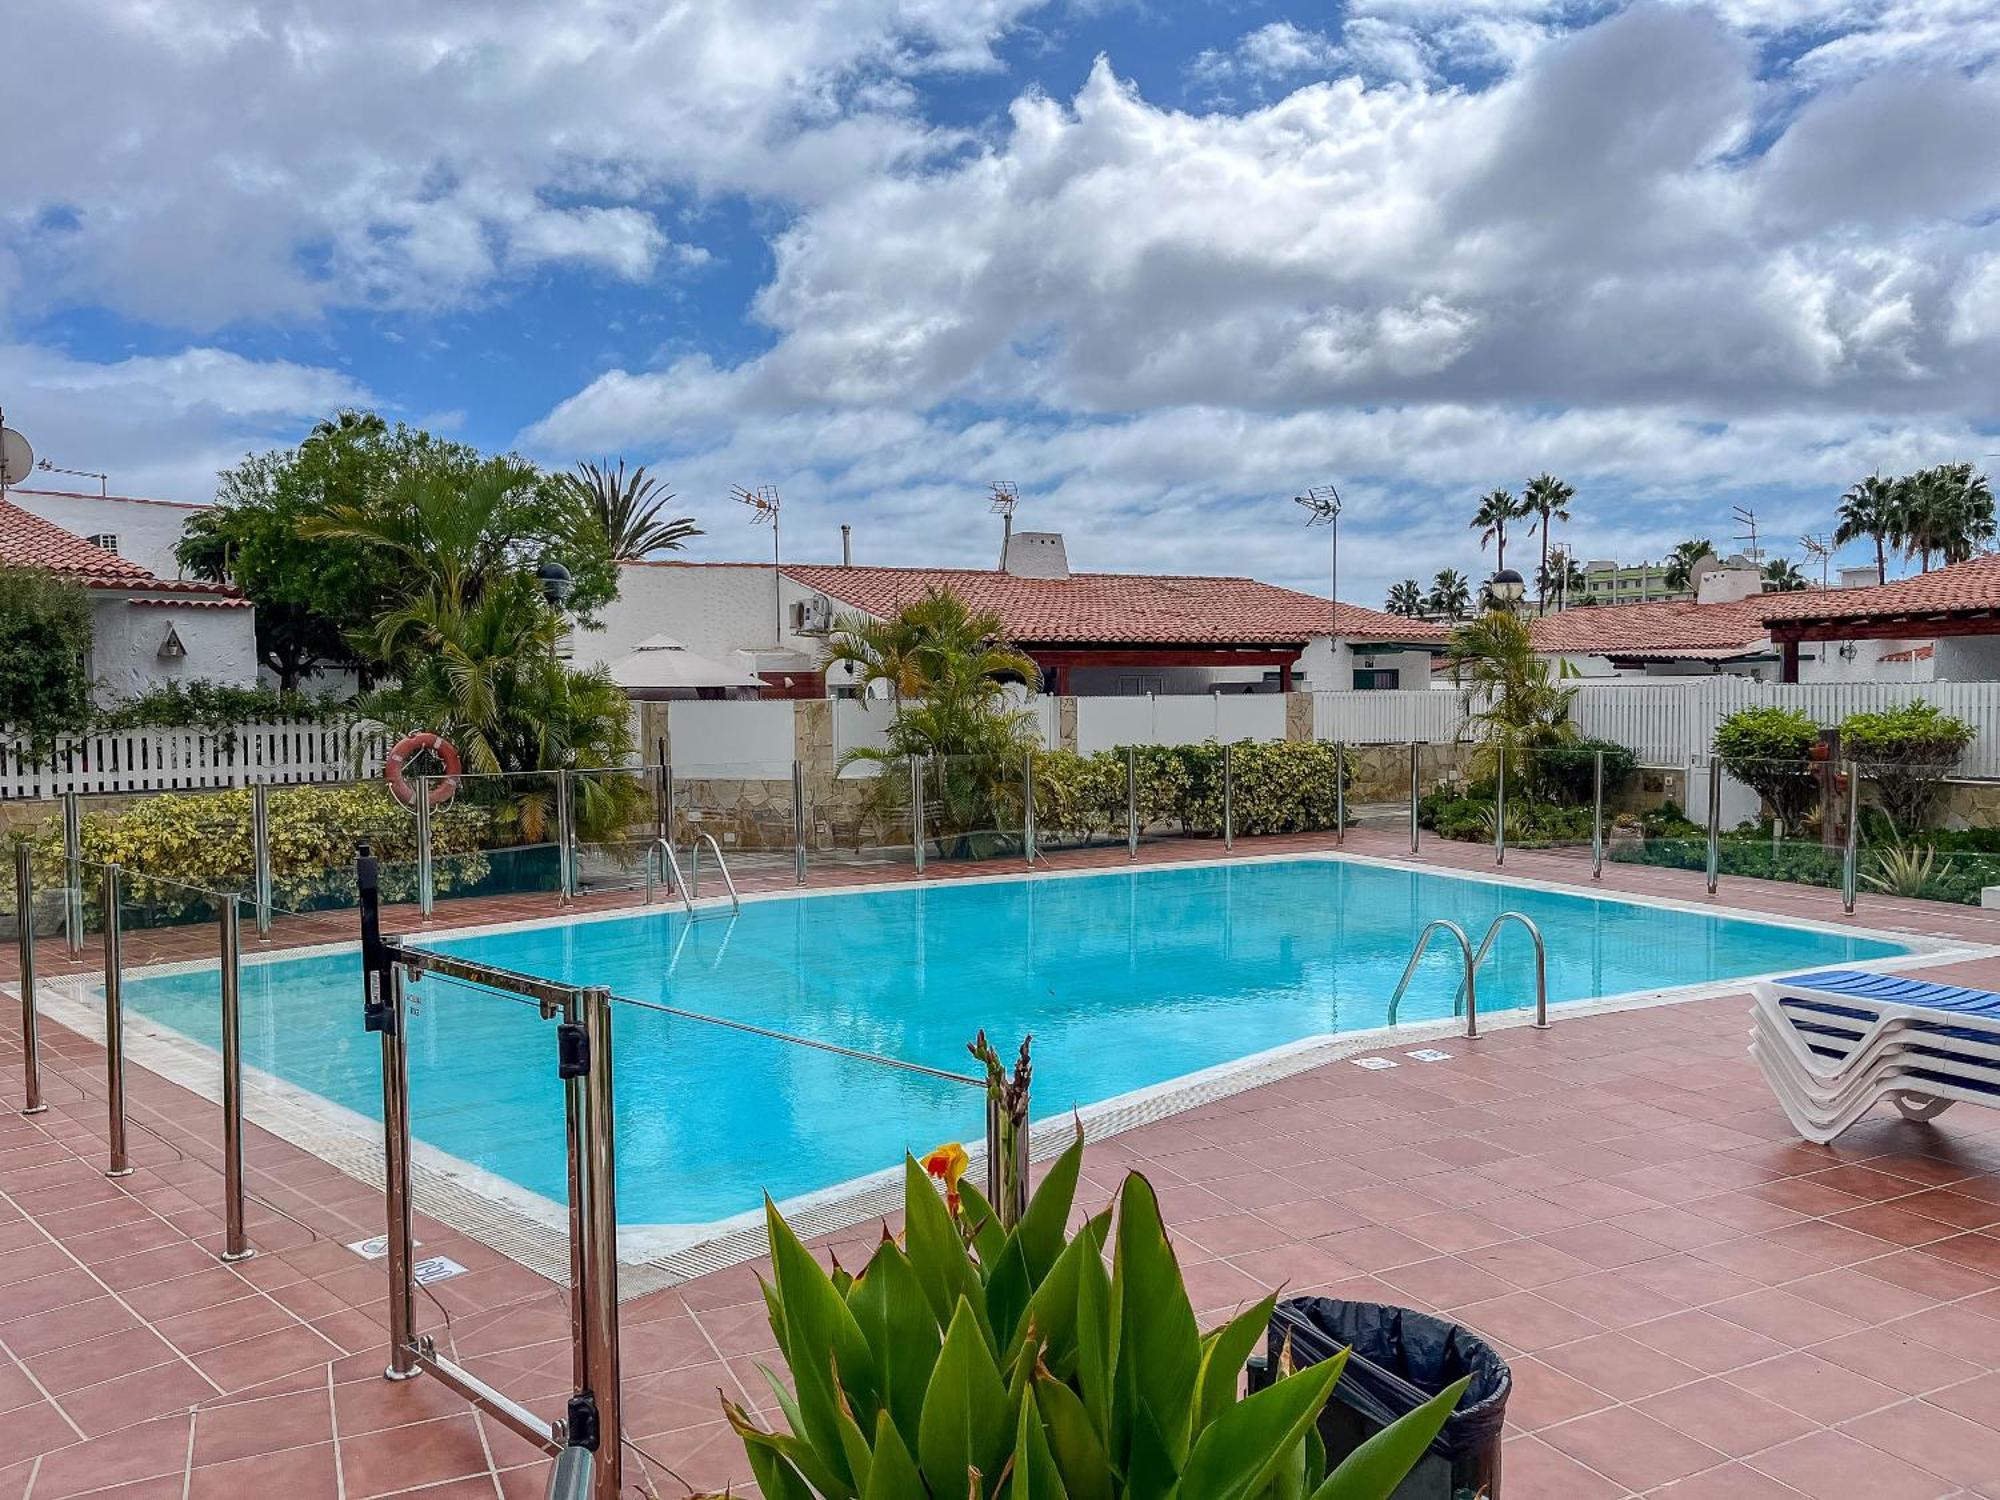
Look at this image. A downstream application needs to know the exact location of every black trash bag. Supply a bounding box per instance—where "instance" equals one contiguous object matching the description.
[1261,1297,1512,1500]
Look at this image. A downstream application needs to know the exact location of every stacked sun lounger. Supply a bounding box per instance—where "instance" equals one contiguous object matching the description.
[1750,969,2000,1144]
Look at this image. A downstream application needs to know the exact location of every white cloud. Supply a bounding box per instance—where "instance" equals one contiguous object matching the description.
[0,0,1046,327]
[0,343,370,500]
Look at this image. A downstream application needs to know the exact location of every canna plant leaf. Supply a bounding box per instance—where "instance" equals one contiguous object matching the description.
[904,1157,992,1345]
[863,1411,928,1500]
[918,1299,1014,1500]
[847,1239,942,1452]
[1309,1375,1470,1500]
[986,1130,1086,1350]
[1177,1353,1346,1500]
[766,1198,883,1489]
[1032,1362,1113,1500]
[1012,1375,1071,1500]
[1112,1173,1201,1469]
[1002,1212,1110,1380]
[1196,1293,1279,1428]
[1073,1208,1115,1444]
[726,1397,852,1500]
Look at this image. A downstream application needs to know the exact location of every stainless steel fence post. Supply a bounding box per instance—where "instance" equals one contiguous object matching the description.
[102,865,132,1177]
[62,789,83,957]
[1843,760,1859,915]
[251,782,273,936]
[1409,742,1420,853]
[13,846,45,1114]
[579,986,623,1499]
[910,758,926,876]
[1223,743,1235,851]
[1023,752,1036,868]
[219,898,253,1262]
[662,765,676,847]
[415,775,434,919]
[654,740,669,842]
[1334,741,1346,846]
[379,960,418,1379]
[791,760,808,886]
[1705,755,1722,896]
[557,768,576,901]
[1126,747,1139,860]
[1494,743,1506,867]
[1591,748,1605,880]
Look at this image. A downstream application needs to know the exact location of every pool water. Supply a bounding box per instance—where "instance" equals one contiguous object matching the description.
[117,857,1903,1228]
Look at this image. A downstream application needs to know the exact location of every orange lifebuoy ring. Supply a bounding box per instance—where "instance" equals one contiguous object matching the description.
[385,732,462,810]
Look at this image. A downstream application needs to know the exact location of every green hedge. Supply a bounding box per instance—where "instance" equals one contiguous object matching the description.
[1031,740,1349,843]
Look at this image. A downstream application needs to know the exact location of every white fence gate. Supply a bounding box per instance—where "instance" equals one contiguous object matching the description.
[0,721,384,800]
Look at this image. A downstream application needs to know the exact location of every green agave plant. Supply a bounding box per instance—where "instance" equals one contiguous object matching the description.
[724,1129,1467,1500]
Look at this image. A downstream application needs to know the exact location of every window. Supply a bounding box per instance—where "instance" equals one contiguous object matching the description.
[87,533,119,555]
[1353,668,1401,690]
[1116,674,1162,696]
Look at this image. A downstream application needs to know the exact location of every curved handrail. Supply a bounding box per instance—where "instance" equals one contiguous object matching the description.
[691,832,741,914]
[1456,911,1549,1031]
[1386,918,1478,1037]
[648,838,695,918]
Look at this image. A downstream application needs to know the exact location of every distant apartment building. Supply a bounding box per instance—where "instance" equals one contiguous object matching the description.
[1580,552,1758,602]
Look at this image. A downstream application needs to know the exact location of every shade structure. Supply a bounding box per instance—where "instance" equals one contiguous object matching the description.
[608,633,767,696]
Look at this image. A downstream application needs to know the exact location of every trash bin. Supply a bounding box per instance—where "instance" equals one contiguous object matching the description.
[1249,1297,1511,1500]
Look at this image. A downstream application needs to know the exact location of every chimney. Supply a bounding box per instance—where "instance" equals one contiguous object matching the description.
[840,524,852,567]
[1694,558,1762,606]
[1002,530,1070,580]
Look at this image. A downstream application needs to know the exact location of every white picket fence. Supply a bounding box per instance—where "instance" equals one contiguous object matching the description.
[1317,678,2000,776]
[0,721,384,800]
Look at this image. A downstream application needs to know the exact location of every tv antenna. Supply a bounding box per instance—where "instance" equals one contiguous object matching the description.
[732,485,783,643]
[990,481,1021,562]
[1731,505,1760,566]
[36,458,109,496]
[1293,483,1344,617]
[1799,534,1834,589]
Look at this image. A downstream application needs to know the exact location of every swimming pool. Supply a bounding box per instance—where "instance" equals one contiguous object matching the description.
[113,856,1905,1232]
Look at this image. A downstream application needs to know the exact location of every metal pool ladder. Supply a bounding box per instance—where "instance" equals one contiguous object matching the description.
[688,832,742,914]
[646,837,696,917]
[1386,911,1548,1039]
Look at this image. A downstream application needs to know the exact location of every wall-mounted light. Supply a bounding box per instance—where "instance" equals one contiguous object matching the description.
[1838,641,1859,662]
[157,625,186,660]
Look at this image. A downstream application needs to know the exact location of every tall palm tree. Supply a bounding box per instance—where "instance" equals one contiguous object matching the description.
[1662,538,1716,596]
[1384,579,1426,617]
[1426,568,1472,621]
[307,409,387,443]
[822,587,1040,709]
[1470,488,1524,573]
[559,459,702,562]
[1896,463,1995,570]
[1761,558,1808,592]
[1522,473,1575,614]
[1835,473,1899,584]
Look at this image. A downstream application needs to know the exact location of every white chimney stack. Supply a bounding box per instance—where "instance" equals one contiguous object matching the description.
[1002,530,1070,580]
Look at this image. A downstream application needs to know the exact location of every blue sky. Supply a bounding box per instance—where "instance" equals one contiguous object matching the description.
[3,0,1997,607]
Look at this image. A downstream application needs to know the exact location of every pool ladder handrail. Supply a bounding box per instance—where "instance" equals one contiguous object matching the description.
[1454,911,1550,1032]
[1386,919,1477,1035]
[646,838,696,918]
[688,832,742,914]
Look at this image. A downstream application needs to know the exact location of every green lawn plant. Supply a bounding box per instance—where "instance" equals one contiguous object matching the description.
[1713,707,1820,832]
[729,1127,1466,1500]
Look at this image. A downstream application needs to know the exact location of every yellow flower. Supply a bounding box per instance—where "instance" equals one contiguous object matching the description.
[921,1142,969,1215]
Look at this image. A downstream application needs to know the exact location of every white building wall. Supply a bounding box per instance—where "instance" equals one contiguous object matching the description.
[572,562,834,682]
[9,491,204,580]
[1932,637,2000,680]
[87,598,259,702]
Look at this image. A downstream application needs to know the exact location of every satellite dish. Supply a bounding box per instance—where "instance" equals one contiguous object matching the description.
[0,428,32,487]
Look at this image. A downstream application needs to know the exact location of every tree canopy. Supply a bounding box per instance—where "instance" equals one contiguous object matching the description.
[0,569,93,749]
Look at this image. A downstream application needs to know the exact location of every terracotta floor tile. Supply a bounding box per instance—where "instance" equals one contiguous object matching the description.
[1810,1326,1982,1397]
[1540,1331,1705,1401]
[1706,1288,1867,1349]
[1540,1403,1726,1492]
[1749,1429,1956,1500]
[1644,1459,1815,1498]
[339,1412,491,1498]
[188,1438,339,1499]
[1729,1351,1911,1425]
[1843,1397,2000,1492]
[190,1386,334,1467]
[1637,1377,1817,1459]
[1496,1434,1628,1498]
[1502,1356,1617,1432]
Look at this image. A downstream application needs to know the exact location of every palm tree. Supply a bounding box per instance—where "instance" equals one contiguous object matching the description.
[1522,473,1575,614]
[1662,538,1716,596]
[1835,473,1899,584]
[1535,548,1588,609]
[1896,463,1995,570]
[1761,558,1808,592]
[1446,609,1577,780]
[1426,568,1472,621]
[307,409,387,443]
[1470,488,1524,573]
[559,459,702,562]
[1384,579,1426,617]
[822,587,1041,709]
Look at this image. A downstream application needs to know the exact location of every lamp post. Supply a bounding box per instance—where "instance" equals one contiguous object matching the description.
[1487,567,1526,614]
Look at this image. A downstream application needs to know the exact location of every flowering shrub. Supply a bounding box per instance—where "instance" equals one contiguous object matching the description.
[32,783,491,917]
[1030,740,1351,843]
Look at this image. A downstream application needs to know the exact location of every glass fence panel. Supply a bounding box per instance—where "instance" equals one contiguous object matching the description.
[806,756,915,871]
[1028,748,1122,853]
[672,761,799,890]
[432,769,563,906]
[1854,760,2000,906]
[571,765,659,900]
[923,754,1025,867]
[1342,741,1424,845]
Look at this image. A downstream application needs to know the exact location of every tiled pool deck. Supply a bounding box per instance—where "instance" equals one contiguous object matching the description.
[4,830,2000,1497]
